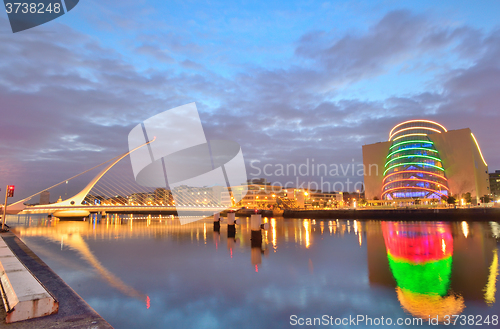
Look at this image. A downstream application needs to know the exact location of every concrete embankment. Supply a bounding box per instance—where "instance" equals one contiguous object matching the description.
[283,207,500,220]
[0,231,113,328]
[0,237,58,323]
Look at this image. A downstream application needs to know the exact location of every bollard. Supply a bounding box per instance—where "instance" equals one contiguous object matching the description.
[250,215,267,271]
[227,212,236,237]
[227,212,235,225]
[228,227,236,238]
[250,214,262,244]
[213,213,221,232]
[250,214,261,230]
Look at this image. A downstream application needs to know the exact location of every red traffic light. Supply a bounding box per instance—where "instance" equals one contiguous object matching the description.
[7,185,15,197]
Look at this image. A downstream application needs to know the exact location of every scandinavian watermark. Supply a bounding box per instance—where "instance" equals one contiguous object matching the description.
[249,159,379,193]
[127,102,248,224]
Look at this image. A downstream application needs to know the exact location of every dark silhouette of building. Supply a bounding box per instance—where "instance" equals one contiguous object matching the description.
[39,190,50,205]
[489,170,500,200]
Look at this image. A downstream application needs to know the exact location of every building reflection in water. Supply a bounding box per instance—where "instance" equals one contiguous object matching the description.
[485,249,498,305]
[10,214,500,319]
[367,220,500,320]
[382,222,464,320]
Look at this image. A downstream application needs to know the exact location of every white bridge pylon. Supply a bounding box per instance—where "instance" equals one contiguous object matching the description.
[13,138,156,212]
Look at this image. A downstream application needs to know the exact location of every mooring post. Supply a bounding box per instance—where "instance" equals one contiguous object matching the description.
[227,212,236,237]
[213,213,221,232]
[250,214,262,245]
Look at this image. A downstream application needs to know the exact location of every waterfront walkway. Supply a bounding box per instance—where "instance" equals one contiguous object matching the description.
[0,231,113,328]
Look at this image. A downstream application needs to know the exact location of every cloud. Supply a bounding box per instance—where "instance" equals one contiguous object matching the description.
[294,10,483,88]
[136,44,175,63]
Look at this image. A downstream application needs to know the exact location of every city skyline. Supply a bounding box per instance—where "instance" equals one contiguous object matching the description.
[1,1,500,203]
[2,3,500,328]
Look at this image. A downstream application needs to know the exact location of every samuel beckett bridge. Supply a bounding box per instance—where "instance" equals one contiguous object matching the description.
[8,139,234,219]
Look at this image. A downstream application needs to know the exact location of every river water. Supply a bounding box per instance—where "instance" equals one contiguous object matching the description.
[5,214,500,328]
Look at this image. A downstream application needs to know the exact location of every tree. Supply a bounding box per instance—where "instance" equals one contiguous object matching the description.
[447,196,456,205]
[480,195,491,203]
[462,192,472,204]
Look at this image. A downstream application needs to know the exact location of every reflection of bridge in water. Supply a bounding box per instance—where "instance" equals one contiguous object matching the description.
[14,218,151,307]
[13,215,328,269]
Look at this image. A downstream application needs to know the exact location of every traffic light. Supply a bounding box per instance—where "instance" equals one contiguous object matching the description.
[7,185,14,198]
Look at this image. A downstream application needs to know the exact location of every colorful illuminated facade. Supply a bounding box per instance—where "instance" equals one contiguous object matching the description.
[383,120,449,200]
[362,120,489,203]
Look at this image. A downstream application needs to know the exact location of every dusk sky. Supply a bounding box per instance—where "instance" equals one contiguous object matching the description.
[1,0,500,202]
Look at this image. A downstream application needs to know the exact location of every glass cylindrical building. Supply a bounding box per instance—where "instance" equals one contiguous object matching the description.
[382,120,449,200]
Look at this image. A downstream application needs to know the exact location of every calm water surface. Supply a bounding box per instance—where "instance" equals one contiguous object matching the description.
[5,215,500,328]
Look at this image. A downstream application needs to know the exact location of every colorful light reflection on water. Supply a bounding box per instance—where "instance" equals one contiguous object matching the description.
[382,222,464,320]
[5,214,500,329]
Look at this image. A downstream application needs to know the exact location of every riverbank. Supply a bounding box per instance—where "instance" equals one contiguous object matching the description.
[283,207,500,220]
[0,231,113,328]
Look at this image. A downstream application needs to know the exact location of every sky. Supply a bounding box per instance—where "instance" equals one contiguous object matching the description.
[1,0,500,202]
